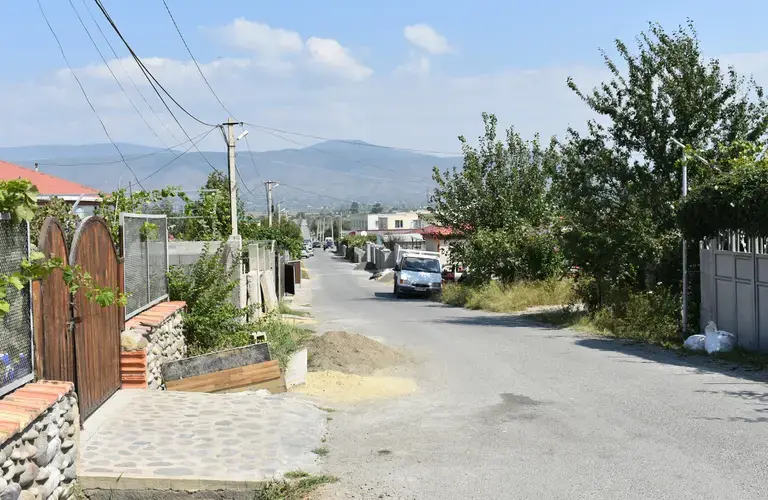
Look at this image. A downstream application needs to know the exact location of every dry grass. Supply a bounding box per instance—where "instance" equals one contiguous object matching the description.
[442,280,574,313]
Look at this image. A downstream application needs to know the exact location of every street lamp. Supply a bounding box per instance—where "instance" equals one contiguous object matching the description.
[669,138,714,336]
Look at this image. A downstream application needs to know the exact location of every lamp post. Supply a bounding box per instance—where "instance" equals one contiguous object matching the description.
[669,138,713,336]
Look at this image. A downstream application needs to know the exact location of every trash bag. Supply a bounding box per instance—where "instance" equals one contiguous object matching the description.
[683,334,706,351]
[705,329,736,354]
[704,321,718,335]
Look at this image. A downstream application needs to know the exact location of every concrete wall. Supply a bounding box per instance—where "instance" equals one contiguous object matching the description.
[168,241,221,268]
[0,381,79,500]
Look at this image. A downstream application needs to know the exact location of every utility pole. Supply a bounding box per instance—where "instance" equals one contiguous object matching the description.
[277,201,282,224]
[224,118,238,236]
[338,211,343,239]
[264,181,278,226]
[330,215,334,240]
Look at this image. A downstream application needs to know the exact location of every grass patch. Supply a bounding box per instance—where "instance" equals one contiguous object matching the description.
[261,316,313,368]
[284,470,310,479]
[255,474,339,500]
[312,446,330,456]
[442,279,574,313]
[279,301,311,317]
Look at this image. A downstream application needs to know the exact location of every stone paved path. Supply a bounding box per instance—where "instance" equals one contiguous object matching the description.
[80,389,327,483]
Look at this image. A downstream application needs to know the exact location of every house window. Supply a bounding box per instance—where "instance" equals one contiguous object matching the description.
[395,220,404,228]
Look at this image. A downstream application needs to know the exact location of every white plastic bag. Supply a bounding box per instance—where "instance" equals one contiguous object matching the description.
[704,321,718,335]
[683,334,706,351]
[705,329,736,354]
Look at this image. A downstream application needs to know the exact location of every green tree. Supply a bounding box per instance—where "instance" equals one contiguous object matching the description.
[557,20,768,311]
[94,186,188,241]
[430,113,562,282]
[370,203,384,214]
[30,196,80,246]
[349,201,360,214]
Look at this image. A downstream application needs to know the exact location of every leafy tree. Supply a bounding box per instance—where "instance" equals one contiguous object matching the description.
[349,201,360,214]
[430,113,562,282]
[370,203,384,214]
[557,20,768,311]
[30,196,80,246]
[94,186,188,241]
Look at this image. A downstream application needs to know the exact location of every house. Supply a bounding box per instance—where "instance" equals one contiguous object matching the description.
[377,211,428,231]
[0,160,101,209]
[418,225,462,266]
[349,213,381,231]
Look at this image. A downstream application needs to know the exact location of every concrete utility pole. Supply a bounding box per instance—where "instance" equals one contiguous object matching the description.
[338,211,343,239]
[264,181,278,226]
[330,215,334,240]
[224,118,238,236]
[277,201,282,223]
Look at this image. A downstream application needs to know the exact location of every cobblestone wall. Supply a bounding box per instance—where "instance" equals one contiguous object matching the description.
[0,382,78,500]
[146,312,186,389]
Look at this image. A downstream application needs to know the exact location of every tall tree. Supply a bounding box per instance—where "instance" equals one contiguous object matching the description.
[557,20,768,309]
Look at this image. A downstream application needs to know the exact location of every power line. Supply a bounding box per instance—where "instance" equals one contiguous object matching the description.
[67,0,172,149]
[80,0,182,145]
[37,0,145,190]
[37,129,214,167]
[137,126,217,183]
[92,0,223,176]
[161,0,236,118]
[244,122,461,156]
[92,0,216,128]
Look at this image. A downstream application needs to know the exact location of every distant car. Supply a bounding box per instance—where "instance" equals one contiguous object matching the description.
[301,248,312,259]
[312,241,321,248]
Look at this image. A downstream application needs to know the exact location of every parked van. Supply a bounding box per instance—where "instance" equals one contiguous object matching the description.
[393,250,443,298]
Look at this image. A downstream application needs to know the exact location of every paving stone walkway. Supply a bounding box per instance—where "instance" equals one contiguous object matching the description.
[80,389,327,485]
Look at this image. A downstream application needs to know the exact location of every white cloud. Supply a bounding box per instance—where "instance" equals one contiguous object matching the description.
[404,24,452,55]
[305,37,373,82]
[212,18,303,56]
[394,55,431,77]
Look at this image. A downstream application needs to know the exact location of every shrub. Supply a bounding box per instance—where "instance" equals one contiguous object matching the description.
[592,287,681,345]
[168,243,252,353]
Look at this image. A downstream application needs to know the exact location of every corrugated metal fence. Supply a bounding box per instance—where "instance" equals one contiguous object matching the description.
[0,215,33,396]
[120,213,169,319]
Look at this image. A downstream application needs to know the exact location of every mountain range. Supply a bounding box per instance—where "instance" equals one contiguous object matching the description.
[0,140,461,210]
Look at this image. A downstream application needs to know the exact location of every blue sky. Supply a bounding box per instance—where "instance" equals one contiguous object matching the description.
[4,0,768,152]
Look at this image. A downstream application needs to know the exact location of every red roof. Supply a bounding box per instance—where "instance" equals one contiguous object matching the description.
[417,225,456,237]
[0,160,99,198]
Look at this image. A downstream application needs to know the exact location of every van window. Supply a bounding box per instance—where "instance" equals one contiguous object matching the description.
[402,257,441,273]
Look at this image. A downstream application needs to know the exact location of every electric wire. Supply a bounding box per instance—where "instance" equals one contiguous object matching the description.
[80,0,182,145]
[161,0,236,119]
[67,0,172,150]
[137,126,217,183]
[37,0,146,190]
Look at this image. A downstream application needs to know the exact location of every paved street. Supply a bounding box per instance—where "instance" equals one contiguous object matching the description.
[306,251,768,500]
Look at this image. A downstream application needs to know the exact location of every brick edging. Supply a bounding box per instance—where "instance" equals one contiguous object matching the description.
[0,380,74,444]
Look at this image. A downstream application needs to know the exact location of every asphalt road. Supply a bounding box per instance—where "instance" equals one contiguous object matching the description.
[305,251,768,500]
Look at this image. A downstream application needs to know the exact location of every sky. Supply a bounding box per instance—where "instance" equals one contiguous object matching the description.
[3,0,768,155]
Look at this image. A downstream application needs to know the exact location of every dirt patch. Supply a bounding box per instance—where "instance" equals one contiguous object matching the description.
[294,371,418,403]
[306,331,410,375]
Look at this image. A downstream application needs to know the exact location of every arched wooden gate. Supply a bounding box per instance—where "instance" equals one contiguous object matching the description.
[70,217,123,420]
[34,216,123,421]
[35,218,75,383]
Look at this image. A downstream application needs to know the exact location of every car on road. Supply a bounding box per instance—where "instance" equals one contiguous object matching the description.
[393,250,443,298]
[312,241,321,248]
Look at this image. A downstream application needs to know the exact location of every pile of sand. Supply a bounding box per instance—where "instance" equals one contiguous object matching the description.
[306,331,410,375]
[294,371,418,403]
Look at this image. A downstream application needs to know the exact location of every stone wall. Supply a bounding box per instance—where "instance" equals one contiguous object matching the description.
[0,381,78,500]
[121,301,187,390]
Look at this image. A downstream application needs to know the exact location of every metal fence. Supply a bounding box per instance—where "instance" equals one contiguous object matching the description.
[0,216,33,396]
[120,213,169,319]
[700,232,768,352]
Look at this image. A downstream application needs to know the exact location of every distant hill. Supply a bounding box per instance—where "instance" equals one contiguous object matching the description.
[0,140,461,209]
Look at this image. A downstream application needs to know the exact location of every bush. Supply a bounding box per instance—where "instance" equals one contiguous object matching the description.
[442,279,574,312]
[168,243,253,353]
[591,287,681,345]
[340,234,376,249]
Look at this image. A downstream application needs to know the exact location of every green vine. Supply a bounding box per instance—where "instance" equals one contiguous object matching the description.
[139,221,159,241]
[0,179,128,317]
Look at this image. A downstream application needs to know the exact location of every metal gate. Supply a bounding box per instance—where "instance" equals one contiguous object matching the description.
[70,217,123,420]
[700,234,768,352]
[35,217,75,383]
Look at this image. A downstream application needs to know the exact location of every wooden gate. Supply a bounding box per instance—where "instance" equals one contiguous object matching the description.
[34,218,75,382]
[70,217,123,420]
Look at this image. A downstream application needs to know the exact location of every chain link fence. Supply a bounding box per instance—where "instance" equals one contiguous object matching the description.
[120,213,169,319]
[0,216,33,396]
